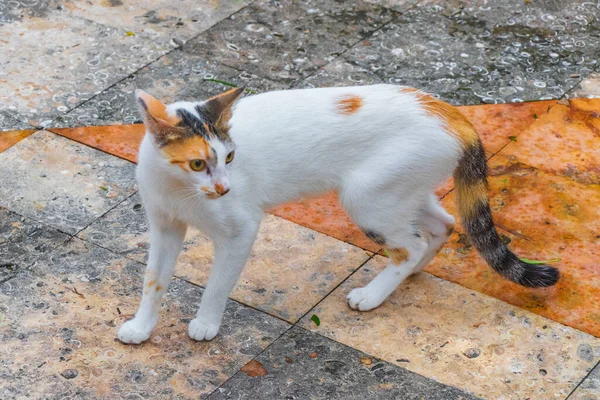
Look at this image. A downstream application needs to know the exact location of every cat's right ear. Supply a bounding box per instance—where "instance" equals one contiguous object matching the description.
[135,89,184,146]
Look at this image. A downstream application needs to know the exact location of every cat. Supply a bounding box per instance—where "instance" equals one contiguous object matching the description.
[117,84,559,344]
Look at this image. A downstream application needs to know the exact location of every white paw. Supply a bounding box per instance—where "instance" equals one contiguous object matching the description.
[117,318,154,344]
[347,287,384,311]
[188,317,220,341]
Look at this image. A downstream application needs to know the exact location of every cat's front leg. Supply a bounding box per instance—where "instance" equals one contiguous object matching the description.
[189,223,259,341]
[118,214,187,344]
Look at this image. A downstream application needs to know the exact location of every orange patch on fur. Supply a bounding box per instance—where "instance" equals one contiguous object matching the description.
[386,247,410,265]
[162,136,211,169]
[200,186,211,193]
[401,87,479,147]
[147,280,156,287]
[337,96,363,115]
[138,91,181,126]
[155,285,163,292]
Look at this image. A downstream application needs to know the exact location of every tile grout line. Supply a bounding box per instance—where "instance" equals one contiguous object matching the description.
[41,0,261,131]
[565,358,600,399]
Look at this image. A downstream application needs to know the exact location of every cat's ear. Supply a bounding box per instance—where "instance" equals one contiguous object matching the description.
[202,86,245,131]
[135,89,185,146]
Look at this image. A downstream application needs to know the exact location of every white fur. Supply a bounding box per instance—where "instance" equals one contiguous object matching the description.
[118,84,461,343]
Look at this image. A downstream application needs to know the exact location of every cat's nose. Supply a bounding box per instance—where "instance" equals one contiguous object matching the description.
[214,183,230,195]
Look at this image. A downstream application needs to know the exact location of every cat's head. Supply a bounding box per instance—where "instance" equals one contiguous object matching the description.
[136,87,244,198]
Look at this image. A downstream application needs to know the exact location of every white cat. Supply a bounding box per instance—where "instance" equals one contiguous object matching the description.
[117,84,559,344]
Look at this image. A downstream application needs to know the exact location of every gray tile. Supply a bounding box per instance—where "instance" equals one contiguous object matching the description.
[0,131,137,235]
[183,0,396,83]
[0,114,34,132]
[293,58,385,89]
[0,238,290,399]
[569,72,600,99]
[208,327,480,400]
[339,3,599,104]
[0,207,70,283]
[571,362,600,400]
[0,9,173,128]
[50,49,287,128]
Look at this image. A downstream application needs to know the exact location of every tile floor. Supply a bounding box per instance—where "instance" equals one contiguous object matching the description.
[2,0,600,399]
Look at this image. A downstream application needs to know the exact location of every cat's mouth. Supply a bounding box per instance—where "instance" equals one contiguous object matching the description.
[206,192,223,199]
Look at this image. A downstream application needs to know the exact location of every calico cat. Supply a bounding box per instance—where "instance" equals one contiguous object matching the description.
[117,84,559,344]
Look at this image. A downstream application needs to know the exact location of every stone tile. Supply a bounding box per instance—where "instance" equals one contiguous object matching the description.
[500,98,600,185]
[50,49,287,128]
[60,0,251,45]
[570,72,600,99]
[183,0,396,83]
[427,154,600,337]
[79,197,370,322]
[293,58,385,89]
[0,207,70,283]
[300,256,600,399]
[0,238,289,399]
[0,113,33,132]
[50,125,145,163]
[341,5,599,105]
[571,362,600,400]
[0,130,37,153]
[0,131,137,235]
[270,191,381,253]
[208,327,479,400]
[0,10,173,127]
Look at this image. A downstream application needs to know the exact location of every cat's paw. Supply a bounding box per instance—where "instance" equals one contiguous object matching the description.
[347,287,384,311]
[188,317,220,341]
[117,319,153,344]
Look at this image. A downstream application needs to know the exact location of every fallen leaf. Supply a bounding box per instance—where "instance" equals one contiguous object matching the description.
[533,113,538,119]
[310,314,320,327]
[99,186,108,191]
[520,257,561,265]
[508,136,517,142]
[125,31,135,36]
[309,352,318,359]
[360,357,372,365]
[240,360,267,377]
[284,357,293,364]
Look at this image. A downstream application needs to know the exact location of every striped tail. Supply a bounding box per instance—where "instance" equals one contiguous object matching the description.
[453,138,559,287]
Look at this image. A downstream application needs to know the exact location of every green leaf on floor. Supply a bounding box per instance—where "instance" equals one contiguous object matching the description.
[520,257,561,265]
[99,186,108,191]
[203,78,257,94]
[508,136,517,142]
[125,31,135,37]
[533,113,538,119]
[310,314,321,327]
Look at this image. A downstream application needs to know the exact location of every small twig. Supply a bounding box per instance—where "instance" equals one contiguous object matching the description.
[68,287,85,299]
[495,222,531,241]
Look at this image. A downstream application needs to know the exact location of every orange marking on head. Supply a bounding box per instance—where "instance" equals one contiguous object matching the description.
[337,96,363,115]
[161,136,211,170]
[200,186,211,193]
[147,280,156,287]
[137,91,181,126]
[386,247,410,265]
[401,87,479,147]
[155,285,163,292]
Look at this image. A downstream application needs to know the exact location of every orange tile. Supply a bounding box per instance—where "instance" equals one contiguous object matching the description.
[424,154,600,336]
[49,124,145,163]
[458,100,556,156]
[0,130,36,153]
[500,98,600,185]
[269,191,380,252]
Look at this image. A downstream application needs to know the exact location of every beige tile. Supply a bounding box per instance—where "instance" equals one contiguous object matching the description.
[176,215,371,323]
[300,256,600,399]
[0,238,289,399]
[570,362,600,400]
[0,131,137,234]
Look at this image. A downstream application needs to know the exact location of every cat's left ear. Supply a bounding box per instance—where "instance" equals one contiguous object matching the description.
[202,86,245,131]
[135,89,186,146]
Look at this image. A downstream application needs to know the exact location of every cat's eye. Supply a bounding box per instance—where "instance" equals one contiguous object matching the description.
[189,159,206,171]
[226,151,235,164]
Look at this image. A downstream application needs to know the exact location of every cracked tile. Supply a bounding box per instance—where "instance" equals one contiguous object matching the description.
[0,131,137,235]
[50,49,286,128]
[0,238,289,399]
[209,327,480,400]
[571,362,600,400]
[300,256,600,399]
[183,0,395,83]
[79,197,370,322]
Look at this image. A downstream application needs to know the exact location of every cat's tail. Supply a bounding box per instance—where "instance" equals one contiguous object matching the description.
[453,136,559,288]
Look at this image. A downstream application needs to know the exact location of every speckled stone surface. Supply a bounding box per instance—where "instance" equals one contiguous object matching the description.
[183,0,396,83]
[0,131,137,235]
[339,2,599,105]
[209,327,479,400]
[0,238,289,399]
[50,49,286,128]
[300,256,600,399]
[0,114,33,132]
[0,207,70,283]
[0,129,37,153]
[79,196,370,322]
[0,8,172,128]
[570,72,600,99]
[571,362,600,400]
